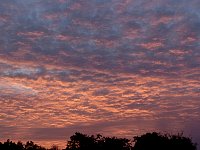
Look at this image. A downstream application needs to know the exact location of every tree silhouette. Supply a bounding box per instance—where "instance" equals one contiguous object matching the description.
[66,132,97,150]
[0,139,24,150]
[0,132,197,150]
[168,133,197,150]
[100,136,131,150]
[0,139,46,150]
[65,132,132,150]
[133,132,197,150]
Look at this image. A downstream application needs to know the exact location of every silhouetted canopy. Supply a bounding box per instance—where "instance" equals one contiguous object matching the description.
[133,132,197,150]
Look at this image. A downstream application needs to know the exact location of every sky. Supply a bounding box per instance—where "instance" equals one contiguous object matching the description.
[0,0,200,148]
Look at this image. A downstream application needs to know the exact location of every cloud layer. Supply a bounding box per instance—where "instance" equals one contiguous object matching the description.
[0,0,200,148]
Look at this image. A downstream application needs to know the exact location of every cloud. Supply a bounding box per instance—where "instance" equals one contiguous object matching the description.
[3,67,43,77]
[92,88,110,96]
[0,0,200,148]
[0,80,37,96]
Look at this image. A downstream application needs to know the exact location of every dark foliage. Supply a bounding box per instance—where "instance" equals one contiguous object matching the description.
[65,132,197,150]
[133,132,197,150]
[0,139,46,150]
[0,132,197,150]
[66,132,131,150]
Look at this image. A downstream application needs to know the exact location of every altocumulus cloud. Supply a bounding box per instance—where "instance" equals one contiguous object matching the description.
[0,0,200,148]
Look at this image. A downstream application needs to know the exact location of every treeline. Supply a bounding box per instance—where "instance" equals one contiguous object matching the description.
[0,132,197,150]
